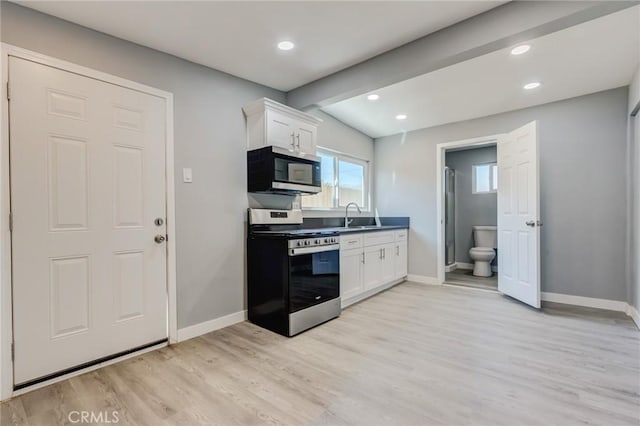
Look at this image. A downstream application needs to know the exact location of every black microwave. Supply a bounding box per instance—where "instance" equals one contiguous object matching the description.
[247,146,321,194]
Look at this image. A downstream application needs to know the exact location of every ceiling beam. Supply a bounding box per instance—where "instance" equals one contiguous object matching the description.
[286,1,637,110]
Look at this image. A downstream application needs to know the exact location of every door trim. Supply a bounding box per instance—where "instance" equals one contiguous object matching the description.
[0,43,177,400]
[435,134,505,285]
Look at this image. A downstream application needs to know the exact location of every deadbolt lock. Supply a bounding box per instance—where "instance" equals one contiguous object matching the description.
[154,218,164,226]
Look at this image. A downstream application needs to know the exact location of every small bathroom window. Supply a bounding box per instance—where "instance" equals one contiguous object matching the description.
[472,163,498,194]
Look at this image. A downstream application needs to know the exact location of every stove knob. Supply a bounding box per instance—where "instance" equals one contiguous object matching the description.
[324,238,329,244]
[315,239,321,245]
[297,240,303,247]
[332,237,338,243]
[305,240,310,246]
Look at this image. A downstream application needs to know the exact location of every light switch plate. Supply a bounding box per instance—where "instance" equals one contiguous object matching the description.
[183,168,193,183]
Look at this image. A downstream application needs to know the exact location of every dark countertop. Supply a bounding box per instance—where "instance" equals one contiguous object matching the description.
[248,216,409,238]
[307,225,408,234]
[302,216,409,231]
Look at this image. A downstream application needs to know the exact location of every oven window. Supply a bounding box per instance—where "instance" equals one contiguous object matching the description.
[289,250,339,313]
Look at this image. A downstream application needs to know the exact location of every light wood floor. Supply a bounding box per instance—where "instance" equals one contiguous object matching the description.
[2,282,639,426]
[445,268,498,291]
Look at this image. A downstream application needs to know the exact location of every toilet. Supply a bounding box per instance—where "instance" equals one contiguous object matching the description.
[469,225,497,277]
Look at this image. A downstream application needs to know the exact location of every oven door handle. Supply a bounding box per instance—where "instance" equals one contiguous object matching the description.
[289,244,340,256]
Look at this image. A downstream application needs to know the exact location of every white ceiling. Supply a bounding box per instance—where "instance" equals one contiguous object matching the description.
[322,6,640,138]
[13,0,505,91]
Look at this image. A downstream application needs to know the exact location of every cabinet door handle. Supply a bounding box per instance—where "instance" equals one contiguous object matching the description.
[296,134,300,148]
[379,248,382,259]
[396,245,399,256]
[382,248,386,259]
[361,253,365,264]
[290,132,295,148]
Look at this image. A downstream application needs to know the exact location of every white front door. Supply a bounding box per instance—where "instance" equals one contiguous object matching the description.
[497,121,541,308]
[10,57,168,385]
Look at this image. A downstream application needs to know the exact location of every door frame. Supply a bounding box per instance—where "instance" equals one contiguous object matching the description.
[435,134,505,284]
[0,44,178,400]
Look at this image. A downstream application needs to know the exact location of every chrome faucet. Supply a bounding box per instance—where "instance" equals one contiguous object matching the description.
[344,202,362,228]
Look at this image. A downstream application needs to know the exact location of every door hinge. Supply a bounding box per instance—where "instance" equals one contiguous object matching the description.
[6,81,10,101]
[8,213,12,233]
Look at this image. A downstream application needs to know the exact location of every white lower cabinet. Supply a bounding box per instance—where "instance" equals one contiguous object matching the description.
[363,245,383,290]
[394,241,408,279]
[340,229,408,308]
[340,248,364,300]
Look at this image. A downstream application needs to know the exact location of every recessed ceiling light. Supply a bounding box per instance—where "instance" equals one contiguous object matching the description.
[396,114,407,120]
[367,94,380,101]
[277,41,295,51]
[511,45,531,55]
[523,82,541,90]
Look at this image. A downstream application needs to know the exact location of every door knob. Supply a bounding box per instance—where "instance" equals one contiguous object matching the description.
[154,234,166,243]
[525,220,535,227]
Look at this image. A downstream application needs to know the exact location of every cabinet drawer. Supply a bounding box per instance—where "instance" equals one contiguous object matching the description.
[341,234,363,250]
[363,231,395,247]
[395,229,408,242]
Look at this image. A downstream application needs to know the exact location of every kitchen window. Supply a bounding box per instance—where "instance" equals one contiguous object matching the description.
[302,149,369,210]
[473,162,498,194]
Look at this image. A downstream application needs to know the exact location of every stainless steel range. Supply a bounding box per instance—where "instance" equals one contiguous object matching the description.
[247,208,341,336]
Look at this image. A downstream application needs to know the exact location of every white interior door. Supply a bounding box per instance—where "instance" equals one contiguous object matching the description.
[497,121,541,308]
[9,57,168,385]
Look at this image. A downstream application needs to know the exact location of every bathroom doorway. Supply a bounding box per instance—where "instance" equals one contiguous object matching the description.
[443,144,498,291]
[436,123,541,308]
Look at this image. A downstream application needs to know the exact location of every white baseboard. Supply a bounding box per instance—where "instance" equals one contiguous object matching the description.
[541,292,628,312]
[541,293,639,330]
[177,310,247,342]
[407,274,440,285]
[626,304,640,329]
[456,262,473,270]
[454,262,497,273]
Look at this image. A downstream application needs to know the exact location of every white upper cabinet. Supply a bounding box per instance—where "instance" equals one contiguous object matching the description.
[265,109,295,149]
[243,98,322,156]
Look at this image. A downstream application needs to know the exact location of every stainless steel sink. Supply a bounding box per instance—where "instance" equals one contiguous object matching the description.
[341,225,381,232]
[304,226,391,233]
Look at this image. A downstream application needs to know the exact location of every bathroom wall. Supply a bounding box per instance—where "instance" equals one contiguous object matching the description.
[375,88,629,301]
[445,146,497,264]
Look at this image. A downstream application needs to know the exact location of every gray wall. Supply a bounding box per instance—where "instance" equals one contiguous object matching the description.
[631,114,640,314]
[445,146,497,264]
[375,88,629,301]
[0,3,287,329]
[1,3,375,329]
[629,67,640,316]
